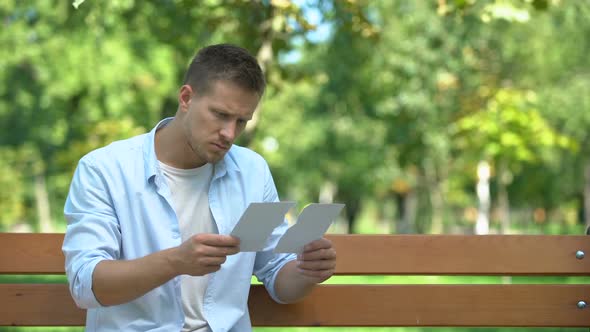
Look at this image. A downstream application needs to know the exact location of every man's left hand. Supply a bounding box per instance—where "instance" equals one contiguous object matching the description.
[296,238,336,284]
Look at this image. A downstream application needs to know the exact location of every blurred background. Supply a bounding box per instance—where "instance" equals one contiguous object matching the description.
[1,1,589,331]
[2,0,589,236]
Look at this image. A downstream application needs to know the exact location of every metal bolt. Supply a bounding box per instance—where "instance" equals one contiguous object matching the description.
[576,250,585,259]
[577,301,587,309]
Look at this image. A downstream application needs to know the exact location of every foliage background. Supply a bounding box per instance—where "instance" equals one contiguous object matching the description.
[2,0,589,236]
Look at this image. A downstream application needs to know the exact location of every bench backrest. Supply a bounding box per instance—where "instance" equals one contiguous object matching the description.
[0,233,589,327]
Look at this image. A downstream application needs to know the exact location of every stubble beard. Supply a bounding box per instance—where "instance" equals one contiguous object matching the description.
[182,121,215,166]
[187,139,226,166]
[186,140,209,167]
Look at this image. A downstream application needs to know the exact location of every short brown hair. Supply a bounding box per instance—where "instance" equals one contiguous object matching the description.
[183,44,266,97]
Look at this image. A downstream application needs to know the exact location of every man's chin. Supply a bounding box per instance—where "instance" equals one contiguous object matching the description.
[207,151,227,164]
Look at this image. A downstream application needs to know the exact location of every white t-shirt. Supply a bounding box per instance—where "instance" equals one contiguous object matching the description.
[159,161,216,332]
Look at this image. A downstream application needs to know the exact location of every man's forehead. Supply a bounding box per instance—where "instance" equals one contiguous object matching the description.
[209,79,260,96]
[206,85,258,117]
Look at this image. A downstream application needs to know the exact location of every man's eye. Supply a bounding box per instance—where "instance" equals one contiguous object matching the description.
[214,111,227,118]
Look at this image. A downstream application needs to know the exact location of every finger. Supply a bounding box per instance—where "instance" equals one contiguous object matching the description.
[298,259,336,271]
[207,245,240,257]
[194,244,239,258]
[199,256,227,266]
[299,248,336,261]
[302,238,332,253]
[192,265,222,276]
[193,234,240,247]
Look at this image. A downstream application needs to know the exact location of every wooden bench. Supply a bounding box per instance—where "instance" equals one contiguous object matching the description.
[0,233,589,327]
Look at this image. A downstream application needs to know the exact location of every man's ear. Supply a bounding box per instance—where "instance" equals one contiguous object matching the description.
[178,85,194,112]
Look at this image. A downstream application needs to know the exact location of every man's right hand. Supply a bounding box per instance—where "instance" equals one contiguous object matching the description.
[169,234,240,276]
[92,234,240,306]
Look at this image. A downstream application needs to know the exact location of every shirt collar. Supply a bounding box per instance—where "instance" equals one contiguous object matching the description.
[143,118,172,184]
[212,146,240,180]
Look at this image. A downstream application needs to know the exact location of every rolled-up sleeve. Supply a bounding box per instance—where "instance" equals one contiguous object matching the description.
[62,156,121,309]
[252,162,296,303]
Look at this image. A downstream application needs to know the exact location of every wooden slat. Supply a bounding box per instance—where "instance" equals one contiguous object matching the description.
[250,284,590,327]
[330,234,590,275]
[1,284,589,327]
[1,233,589,275]
[0,233,65,274]
[0,284,85,326]
[252,284,590,327]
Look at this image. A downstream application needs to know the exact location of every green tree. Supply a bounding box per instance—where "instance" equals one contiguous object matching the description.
[0,0,315,230]
[454,88,575,233]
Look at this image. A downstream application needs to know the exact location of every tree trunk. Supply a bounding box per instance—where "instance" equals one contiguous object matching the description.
[584,160,590,232]
[242,8,275,146]
[424,158,444,234]
[344,197,361,234]
[498,162,512,234]
[34,173,54,233]
[319,181,347,233]
[244,38,273,137]
[475,161,491,235]
[429,182,444,234]
[395,191,416,234]
[319,181,337,204]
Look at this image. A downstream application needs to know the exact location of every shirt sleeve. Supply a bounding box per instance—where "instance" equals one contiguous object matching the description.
[252,162,297,304]
[62,156,122,309]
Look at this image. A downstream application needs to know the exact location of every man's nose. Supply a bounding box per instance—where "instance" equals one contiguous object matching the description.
[220,121,237,142]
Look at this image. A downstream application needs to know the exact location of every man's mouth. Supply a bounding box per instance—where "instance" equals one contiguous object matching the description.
[212,142,229,151]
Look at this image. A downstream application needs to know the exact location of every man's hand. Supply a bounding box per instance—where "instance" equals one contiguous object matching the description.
[170,234,240,276]
[296,237,336,284]
[92,234,239,306]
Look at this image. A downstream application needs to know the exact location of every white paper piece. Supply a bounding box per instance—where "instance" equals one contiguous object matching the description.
[230,202,296,252]
[274,203,344,254]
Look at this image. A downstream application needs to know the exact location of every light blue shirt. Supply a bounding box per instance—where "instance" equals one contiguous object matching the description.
[62,118,296,332]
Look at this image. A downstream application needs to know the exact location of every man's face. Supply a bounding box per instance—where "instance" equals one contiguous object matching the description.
[179,80,260,167]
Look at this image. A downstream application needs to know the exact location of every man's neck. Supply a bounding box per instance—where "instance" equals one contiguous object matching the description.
[155,117,204,169]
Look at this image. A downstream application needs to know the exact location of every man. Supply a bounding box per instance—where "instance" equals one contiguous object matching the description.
[62,44,336,332]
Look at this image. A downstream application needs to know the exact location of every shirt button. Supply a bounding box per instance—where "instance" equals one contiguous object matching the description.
[172,233,180,239]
